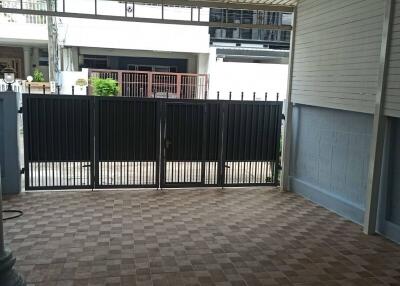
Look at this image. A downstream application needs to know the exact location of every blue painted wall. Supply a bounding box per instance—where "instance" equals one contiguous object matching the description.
[290,104,373,224]
[378,118,400,243]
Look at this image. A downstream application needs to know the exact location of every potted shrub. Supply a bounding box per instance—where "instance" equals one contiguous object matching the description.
[90,77,119,96]
[33,68,45,82]
[26,68,51,93]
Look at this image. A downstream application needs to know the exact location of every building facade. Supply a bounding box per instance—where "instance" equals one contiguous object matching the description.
[0,0,291,98]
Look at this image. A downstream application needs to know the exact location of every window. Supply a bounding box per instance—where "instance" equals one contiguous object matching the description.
[127,64,178,72]
[38,49,48,66]
[83,55,108,69]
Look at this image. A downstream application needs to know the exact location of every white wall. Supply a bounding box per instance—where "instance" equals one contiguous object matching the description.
[0,22,47,46]
[207,49,289,100]
[57,1,210,54]
[59,68,89,95]
[0,1,210,53]
[59,20,210,54]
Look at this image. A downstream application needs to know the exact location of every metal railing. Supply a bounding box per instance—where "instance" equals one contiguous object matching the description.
[0,81,24,93]
[88,69,209,99]
[0,0,47,24]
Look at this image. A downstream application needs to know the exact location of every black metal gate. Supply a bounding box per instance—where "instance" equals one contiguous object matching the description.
[23,95,94,190]
[95,97,160,189]
[23,94,282,190]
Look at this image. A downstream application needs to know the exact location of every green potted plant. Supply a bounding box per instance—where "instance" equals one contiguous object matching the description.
[32,68,45,82]
[26,68,50,93]
[90,77,119,96]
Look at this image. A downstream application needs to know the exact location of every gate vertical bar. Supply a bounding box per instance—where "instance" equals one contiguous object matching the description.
[217,102,228,187]
[91,96,97,189]
[155,99,161,188]
[22,94,30,190]
[274,103,283,185]
[159,100,166,188]
[201,104,207,184]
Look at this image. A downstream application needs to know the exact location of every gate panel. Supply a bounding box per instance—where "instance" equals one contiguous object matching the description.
[222,101,282,186]
[95,97,159,188]
[162,101,207,187]
[23,94,94,190]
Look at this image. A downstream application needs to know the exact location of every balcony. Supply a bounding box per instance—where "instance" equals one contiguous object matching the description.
[88,69,209,99]
[0,0,47,24]
[0,1,48,45]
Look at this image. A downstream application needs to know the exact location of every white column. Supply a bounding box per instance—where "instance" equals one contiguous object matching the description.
[23,47,32,79]
[364,0,394,235]
[281,7,297,192]
[61,47,79,71]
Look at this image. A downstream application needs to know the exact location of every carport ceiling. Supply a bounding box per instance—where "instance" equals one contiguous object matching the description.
[134,0,297,11]
[0,0,296,27]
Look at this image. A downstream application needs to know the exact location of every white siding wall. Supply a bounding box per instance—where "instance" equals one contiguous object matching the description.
[385,1,400,117]
[292,0,385,114]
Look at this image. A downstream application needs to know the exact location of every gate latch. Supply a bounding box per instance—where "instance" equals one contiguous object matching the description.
[20,168,25,174]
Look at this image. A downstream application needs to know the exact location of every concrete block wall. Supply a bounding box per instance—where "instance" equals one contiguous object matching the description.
[290,104,373,224]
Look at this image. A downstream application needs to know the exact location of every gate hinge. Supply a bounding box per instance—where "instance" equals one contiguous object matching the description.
[281,114,285,120]
[20,168,25,174]
[18,107,23,114]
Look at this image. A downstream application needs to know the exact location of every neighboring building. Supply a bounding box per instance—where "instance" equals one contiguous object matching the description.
[0,0,291,99]
[210,9,291,50]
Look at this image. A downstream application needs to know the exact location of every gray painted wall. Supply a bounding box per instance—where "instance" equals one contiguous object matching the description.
[292,0,384,114]
[290,104,373,224]
[0,92,21,195]
[384,1,400,117]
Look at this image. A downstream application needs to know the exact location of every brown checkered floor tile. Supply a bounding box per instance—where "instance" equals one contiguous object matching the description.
[3,188,400,286]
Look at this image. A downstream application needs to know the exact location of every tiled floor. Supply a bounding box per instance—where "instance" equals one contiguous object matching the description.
[3,187,400,286]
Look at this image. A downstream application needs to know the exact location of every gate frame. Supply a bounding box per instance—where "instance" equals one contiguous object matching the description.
[93,96,161,189]
[22,93,96,191]
[217,100,283,188]
[23,94,283,191]
[160,99,211,189]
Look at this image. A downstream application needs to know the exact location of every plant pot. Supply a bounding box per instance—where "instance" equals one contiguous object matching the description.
[25,82,51,94]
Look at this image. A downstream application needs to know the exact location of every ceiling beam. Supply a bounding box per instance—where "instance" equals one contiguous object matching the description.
[119,0,295,12]
[0,7,292,30]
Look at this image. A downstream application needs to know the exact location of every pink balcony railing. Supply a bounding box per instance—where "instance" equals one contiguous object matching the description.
[88,69,209,99]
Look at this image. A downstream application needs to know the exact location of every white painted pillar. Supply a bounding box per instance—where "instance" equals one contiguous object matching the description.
[364,0,394,235]
[61,47,79,71]
[281,7,297,192]
[22,47,31,79]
